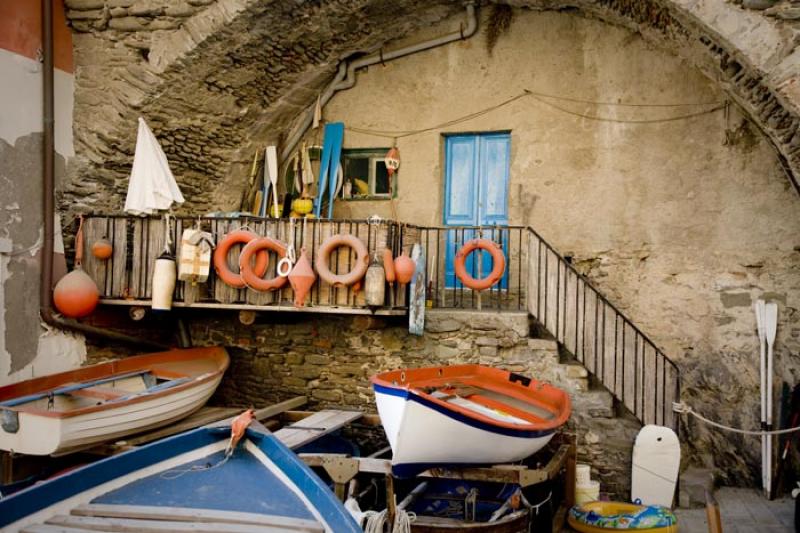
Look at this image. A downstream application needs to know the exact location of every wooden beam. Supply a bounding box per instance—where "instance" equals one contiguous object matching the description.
[71,504,323,532]
[99,299,406,316]
[253,397,308,422]
[282,410,382,426]
[274,409,362,450]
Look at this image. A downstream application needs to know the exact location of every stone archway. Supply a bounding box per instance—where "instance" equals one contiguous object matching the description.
[63,0,800,215]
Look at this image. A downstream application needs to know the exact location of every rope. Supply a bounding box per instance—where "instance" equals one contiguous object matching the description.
[362,508,416,533]
[673,402,800,436]
[159,452,232,480]
[345,89,725,139]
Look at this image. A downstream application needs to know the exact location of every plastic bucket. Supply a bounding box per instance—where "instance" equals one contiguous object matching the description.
[575,480,601,505]
[575,463,591,486]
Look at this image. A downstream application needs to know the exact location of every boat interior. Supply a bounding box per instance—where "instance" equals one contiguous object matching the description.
[0,369,195,413]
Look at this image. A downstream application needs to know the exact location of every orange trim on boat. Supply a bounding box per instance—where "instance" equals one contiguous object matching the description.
[371,364,571,433]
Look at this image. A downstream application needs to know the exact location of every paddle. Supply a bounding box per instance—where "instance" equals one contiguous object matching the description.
[765,302,778,499]
[756,299,767,496]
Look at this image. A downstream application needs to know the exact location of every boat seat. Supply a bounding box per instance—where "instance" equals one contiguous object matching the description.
[111,377,192,403]
[66,386,128,401]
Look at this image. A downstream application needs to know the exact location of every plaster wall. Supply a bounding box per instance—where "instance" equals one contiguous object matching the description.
[323,9,800,483]
[0,1,86,386]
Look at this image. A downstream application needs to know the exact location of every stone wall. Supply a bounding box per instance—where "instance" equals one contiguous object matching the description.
[185,309,639,498]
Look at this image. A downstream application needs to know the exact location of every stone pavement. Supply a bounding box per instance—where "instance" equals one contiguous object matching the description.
[674,488,795,532]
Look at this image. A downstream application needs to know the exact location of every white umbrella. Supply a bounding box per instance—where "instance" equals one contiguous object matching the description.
[124,117,184,215]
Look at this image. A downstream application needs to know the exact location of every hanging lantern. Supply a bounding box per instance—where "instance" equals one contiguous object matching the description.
[384,146,400,177]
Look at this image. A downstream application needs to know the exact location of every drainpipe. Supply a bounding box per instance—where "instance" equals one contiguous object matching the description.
[40,0,168,352]
[280,2,478,164]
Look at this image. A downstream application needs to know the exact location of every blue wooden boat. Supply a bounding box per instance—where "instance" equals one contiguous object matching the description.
[0,422,362,532]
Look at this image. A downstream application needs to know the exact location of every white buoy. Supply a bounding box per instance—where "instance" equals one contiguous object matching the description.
[152,251,176,311]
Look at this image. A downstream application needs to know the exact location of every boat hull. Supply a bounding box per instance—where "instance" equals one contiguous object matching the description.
[0,425,361,533]
[0,347,229,455]
[0,374,222,455]
[374,385,555,476]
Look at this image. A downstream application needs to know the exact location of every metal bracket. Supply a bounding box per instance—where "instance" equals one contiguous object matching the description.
[321,456,360,484]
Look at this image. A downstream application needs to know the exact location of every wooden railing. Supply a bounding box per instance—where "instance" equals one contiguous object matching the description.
[81,214,680,428]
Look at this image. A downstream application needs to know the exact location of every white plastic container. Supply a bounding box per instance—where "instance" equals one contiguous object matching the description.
[575,480,601,505]
[576,463,591,486]
[152,253,176,311]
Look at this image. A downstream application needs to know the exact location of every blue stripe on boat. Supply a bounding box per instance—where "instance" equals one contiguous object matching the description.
[0,426,362,533]
[372,383,556,439]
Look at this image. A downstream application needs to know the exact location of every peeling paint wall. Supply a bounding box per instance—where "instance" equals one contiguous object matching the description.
[323,9,800,483]
[0,0,86,386]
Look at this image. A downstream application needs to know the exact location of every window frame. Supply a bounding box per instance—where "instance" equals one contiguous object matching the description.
[340,148,397,201]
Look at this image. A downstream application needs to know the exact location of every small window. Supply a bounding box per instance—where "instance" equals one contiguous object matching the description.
[340,149,395,200]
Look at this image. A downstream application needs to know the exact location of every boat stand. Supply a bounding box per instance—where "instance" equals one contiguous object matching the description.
[298,431,577,532]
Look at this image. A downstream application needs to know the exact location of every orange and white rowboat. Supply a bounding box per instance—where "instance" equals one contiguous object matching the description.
[0,347,229,456]
[371,365,571,476]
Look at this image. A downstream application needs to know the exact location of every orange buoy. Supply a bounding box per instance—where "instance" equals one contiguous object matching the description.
[91,238,113,260]
[53,269,99,318]
[383,248,396,284]
[213,230,269,289]
[53,216,99,318]
[288,248,316,307]
[394,251,415,285]
[315,234,369,288]
[238,237,289,292]
[454,238,506,291]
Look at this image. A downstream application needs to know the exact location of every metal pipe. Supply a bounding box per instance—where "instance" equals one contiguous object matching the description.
[280,2,478,164]
[40,0,168,352]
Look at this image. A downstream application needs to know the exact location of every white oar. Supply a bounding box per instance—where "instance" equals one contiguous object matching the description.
[266,145,279,218]
[765,302,778,499]
[755,300,767,496]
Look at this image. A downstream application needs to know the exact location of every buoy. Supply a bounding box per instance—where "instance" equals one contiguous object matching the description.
[53,215,99,318]
[91,237,113,260]
[315,234,369,288]
[152,215,177,311]
[152,251,176,311]
[53,269,99,318]
[289,247,316,307]
[394,251,415,285]
[454,238,505,291]
[292,197,313,215]
[383,248,396,283]
[365,255,385,307]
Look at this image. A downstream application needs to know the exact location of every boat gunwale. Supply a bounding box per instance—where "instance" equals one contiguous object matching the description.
[0,347,229,420]
[371,365,571,434]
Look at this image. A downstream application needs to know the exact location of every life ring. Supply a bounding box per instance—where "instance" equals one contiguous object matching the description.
[315,234,369,287]
[213,230,269,288]
[454,239,505,291]
[567,501,677,533]
[239,237,289,292]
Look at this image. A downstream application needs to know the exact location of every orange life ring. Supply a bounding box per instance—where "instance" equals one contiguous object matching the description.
[239,237,289,291]
[454,238,506,291]
[315,234,369,287]
[213,230,269,288]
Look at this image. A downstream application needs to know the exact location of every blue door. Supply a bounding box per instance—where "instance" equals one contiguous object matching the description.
[444,133,510,289]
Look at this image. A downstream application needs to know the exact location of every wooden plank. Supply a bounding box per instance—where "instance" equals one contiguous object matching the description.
[253,396,308,421]
[282,410,382,427]
[275,409,362,450]
[46,515,298,533]
[21,525,96,533]
[299,455,392,475]
[97,299,406,315]
[71,505,323,532]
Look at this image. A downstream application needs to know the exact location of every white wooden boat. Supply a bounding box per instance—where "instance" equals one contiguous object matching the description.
[0,347,228,455]
[371,365,571,476]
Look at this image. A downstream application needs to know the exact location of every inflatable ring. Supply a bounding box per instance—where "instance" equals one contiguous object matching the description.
[239,237,289,292]
[315,234,369,287]
[213,230,269,288]
[568,501,677,533]
[454,238,505,291]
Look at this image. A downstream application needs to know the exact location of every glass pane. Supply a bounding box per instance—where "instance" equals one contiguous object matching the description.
[344,157,370,197]
[374,160,390,195]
